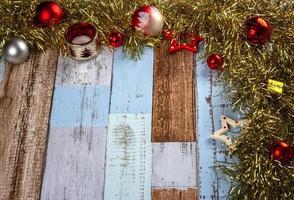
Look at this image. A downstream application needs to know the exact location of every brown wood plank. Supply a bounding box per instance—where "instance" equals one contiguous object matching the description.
[0,50,58,200]
[152,188,197,200]
[152,45,196,142]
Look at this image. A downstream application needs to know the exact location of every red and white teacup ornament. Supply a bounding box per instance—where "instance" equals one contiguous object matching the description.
[65,22,100,61]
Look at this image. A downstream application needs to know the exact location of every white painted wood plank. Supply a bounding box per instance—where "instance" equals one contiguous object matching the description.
[152,142,197,188]
[104,114,152,200]
[41,127,107,200]
[55,47,113,86]
[42,48,113,200]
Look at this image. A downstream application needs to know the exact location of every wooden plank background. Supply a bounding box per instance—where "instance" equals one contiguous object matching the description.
[41,48,113,200]
[104,48,153,200]
[152,46,195,142]
[0,51,58,200]
[152,188,197,200]
[196,52,239,199]
[0,46,236,200]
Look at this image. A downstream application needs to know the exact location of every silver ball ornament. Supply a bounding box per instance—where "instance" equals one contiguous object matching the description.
[3,38,29,64]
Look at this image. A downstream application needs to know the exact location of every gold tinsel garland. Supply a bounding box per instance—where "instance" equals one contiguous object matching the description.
[1,0,293,199]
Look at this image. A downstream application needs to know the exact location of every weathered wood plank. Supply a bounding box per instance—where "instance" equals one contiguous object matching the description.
[55,52,112,86]
[152,188,197,200]
[41,47,113,200]
[152,46,196,142]
[110,48,154,114]
[0,50,58,200]
[104,114,152,200]
[105,48,153,200]
[152,142,196,188]
[41,127,107,200]
[50,85,111,127]
[196,54,236,199]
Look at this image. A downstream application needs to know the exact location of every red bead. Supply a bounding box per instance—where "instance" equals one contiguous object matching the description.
[108,32,124,48]
[207,53,224,70]
[244,16,272,45]
[271,141,293,163]
[34,1,64,27]
[163,30,174,40]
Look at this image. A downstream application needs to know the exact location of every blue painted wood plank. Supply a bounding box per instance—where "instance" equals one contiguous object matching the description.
[196,53,239,199]
[110,48,154,114]
[50,85,111,128]
[104,47,153,200]
[104,114,152,200]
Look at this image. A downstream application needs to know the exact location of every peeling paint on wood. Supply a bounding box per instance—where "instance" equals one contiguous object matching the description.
[152,142,197,188]
[110,48,154,114]
[104,48,153,200]
[196,53,237,200]
[152,188,197,200]
[41,47,113,200]
[152,45,196,142]
[55,49,113,86]
[41,127,107,200]
[0,51,58,200]
[104,114,152,200]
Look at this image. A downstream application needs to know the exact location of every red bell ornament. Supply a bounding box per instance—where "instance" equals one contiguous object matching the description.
[34,1,64,27]
[244,16,272,45]
[207,53,224,70]
[131,5,164,36]
[271,140,293,163]
[108,32,124,48]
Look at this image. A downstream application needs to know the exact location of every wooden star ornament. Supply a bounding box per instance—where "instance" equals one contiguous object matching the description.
[211,115,249,150]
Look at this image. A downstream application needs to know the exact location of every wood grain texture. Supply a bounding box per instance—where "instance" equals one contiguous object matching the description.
[152,188,197,200]
[152,45,196,142]
[152,142,196,188]
[0,51,58,200]
[41,48,113,200]
[41,127,107,200]
[110,48,154,114]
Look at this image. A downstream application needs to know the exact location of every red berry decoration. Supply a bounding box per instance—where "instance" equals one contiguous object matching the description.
[207,53,224,70]
[244,16,272,46]
[131,5,164,36]
[271,140,293,163]
[34,1,64,27]
[108,32,124,48]
[162,30,174,40]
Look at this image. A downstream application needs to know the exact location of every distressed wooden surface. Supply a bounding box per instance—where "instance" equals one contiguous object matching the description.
[41,48,113,200]
[196,52,237,200]
[110,48,154,114]
[0,51,58,200]
[104,114,152,200]
[104,48,153,200]
[152,188,197,200]
[152,142,197,188]
[152,46,195,142]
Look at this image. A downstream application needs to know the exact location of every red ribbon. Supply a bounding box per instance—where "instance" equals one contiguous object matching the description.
[168,33,204,54]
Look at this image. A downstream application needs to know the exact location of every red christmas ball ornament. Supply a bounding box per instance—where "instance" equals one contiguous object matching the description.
[34,1,64,27]
[108,32,124,48]
[244,16,272,45]
[207,53,224,70]
[271,140,293,163]
[131,5,164,36]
